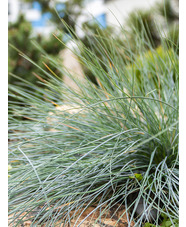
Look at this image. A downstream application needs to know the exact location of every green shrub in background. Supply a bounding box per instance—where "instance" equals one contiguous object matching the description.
[121,0,178,53]
[75,0,178,88]
[126,46,178,93]
[8,15,42,85]
[8,15,63,91]
[156,0,179,54]
[157,0,179,23]
[126,10,160,49]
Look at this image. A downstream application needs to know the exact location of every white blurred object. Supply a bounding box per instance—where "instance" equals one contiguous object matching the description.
[105,0,162,27]
[75,0,106,38]
[8,0,20,22]
[24,9,41,21]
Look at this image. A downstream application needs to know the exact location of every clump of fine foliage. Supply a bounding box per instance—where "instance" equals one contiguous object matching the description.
[9,10,179,227]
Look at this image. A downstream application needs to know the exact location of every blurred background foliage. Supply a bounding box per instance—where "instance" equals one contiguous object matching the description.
[157,0,179,23]
[8,14,64,103]
[77,0,179,86]
[23,0,84,32]
[8,0,179,96]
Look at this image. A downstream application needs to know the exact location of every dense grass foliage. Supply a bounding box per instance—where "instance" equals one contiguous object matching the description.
[9,13,179,227]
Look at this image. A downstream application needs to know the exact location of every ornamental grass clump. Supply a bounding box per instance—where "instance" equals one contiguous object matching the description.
[8,16,179,226]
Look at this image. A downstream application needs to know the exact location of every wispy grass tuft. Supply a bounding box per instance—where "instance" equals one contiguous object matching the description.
[8,14,179,226]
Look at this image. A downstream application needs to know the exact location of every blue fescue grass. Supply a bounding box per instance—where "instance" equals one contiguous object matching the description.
[8,17,178,226]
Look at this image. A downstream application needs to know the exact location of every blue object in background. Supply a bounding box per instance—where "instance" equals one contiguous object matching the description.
[56,3,65,18]
[31,1,52,28]
[32,12,52,27]
[56,3,65,11]
[95,13,107,29]
[32,1,41,11]
[30,1,107,30]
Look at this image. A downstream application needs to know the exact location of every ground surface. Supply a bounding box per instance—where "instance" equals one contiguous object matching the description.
[9,204,135,227]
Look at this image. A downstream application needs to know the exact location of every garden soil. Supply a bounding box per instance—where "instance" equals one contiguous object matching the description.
[9,204,135,227]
